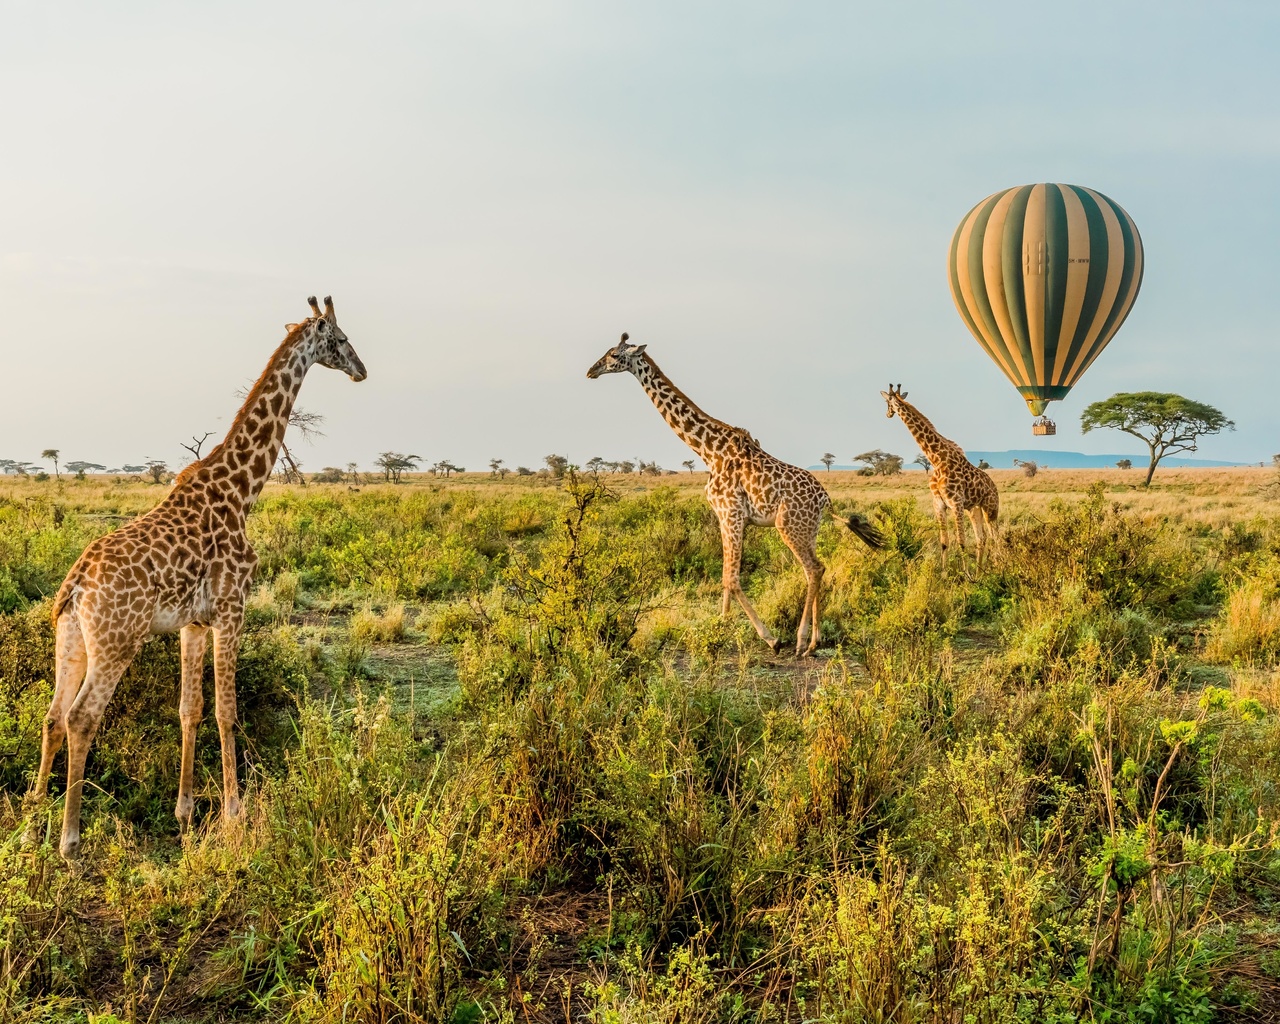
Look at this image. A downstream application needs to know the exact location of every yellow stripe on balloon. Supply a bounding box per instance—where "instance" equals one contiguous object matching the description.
[1022,184,1047,386]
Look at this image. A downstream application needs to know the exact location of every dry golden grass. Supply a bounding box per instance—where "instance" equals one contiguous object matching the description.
[6,465,1273,526]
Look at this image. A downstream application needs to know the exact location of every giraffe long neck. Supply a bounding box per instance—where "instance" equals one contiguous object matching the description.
[632,354,731,461]
[180,325,318,509]
[894,399,955,463]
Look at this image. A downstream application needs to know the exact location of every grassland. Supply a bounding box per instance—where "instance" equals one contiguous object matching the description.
[3,466,1280,1022]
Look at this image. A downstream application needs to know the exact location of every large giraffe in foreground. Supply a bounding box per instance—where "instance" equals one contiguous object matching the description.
[32,297,366,859]
[881,384,999,566]
[588,334,883,656]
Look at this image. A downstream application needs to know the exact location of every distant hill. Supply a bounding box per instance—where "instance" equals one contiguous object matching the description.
[811,451,1250,471]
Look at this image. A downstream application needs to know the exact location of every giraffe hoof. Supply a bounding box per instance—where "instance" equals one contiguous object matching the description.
[766,638,782,654]
[59,833,81,862]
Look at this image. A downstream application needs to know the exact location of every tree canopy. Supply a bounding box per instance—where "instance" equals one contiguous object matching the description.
[1080,392,1234,486]
[853,450,903,476]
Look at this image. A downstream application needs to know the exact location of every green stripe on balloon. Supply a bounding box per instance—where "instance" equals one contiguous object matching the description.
[1000,185,1035,385]
[1086,192,1143,372]
[1042,183,1069,385]
[1059,185,1111,384]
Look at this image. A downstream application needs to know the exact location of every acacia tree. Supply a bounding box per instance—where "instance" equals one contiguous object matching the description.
[1116,459,1133,470]
[853,449,904,476]
[820,453,836,472]
[913,454,932,471]
[544,454,570,479]
[66,461,107,479]
[489,458,505,477]
[1081,392,1234,486]
[376,452,421,483]
[41,449,61,480]
[682,459,696,474]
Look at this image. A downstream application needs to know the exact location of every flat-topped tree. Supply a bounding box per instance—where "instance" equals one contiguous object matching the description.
[1080,392,1234,486]
[375,452,420,483]
[587,333,883,656]
[42,449,61,480]
[65,462,107,479]
[32,296,366,860]
[853,450,904,476]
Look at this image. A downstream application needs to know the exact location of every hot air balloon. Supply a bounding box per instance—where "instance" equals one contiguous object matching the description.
[947,183,1143,434]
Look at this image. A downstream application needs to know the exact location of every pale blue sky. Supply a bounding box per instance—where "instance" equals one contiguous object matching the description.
[2,2,1277,473]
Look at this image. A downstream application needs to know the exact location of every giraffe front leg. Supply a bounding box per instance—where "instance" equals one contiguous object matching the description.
[212,618,244,821]
[932,493,949,567]
[951,503,969,573]
[176,624,208,829]
[718,512,780,652]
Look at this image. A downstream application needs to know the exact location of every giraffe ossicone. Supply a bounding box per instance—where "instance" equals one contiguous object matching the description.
[881,384,999,568]
[31,297,367,861]
[588,334,883,657]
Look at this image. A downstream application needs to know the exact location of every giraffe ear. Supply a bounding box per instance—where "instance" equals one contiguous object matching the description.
[285,322,300,332]
[632,344,646,355]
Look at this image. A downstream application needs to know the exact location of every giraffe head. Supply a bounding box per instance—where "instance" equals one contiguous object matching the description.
[880,384,908,419]
[586,332,647,379]
[303,296,367,381]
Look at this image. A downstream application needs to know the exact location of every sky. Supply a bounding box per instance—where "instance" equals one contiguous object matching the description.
[2,1,1278,474]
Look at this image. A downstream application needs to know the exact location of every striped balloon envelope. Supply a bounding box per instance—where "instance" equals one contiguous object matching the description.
[947,183,1143,418]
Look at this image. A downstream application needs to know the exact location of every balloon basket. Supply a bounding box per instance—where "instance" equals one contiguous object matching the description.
[1031,417,1057,436]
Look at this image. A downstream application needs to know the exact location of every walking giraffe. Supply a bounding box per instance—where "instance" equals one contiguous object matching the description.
[881,384,999,566]
[32,297,366,860]
[588,334,883,656]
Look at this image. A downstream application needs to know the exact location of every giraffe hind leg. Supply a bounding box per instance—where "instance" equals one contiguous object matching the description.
[32,613,88,805]
[967,509,986,567]
[777,509,825,657]
[60,651,135,860]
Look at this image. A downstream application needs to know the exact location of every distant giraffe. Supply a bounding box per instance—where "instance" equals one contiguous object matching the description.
[588,334,883,656]
[881,384,999,566]
[31,297,367,860]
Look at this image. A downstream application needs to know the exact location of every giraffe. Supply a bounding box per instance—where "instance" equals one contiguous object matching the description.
[588,334,883,656]
[880,384,999,567]
[31,296,366,860]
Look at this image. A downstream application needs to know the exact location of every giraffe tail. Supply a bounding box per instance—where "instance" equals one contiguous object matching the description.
[844,512,886,550]
[51,566,81,624]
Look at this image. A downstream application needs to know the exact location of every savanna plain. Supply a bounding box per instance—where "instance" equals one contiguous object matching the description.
[3,466,1280,1023]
